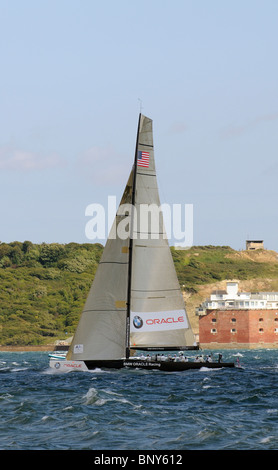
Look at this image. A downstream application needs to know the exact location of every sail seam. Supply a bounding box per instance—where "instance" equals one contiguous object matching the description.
[138,143,153,148]
[134,231,165,234]
[83,309,126,312]
[99,261,128,265]
[131,288,180,292]
[137,172,156,177]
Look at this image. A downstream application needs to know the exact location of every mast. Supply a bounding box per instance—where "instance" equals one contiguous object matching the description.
[125,113,141,359]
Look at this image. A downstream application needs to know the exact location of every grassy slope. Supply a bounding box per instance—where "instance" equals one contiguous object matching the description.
[1,242,278,345]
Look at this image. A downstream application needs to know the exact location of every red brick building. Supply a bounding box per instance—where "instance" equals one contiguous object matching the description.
[199,309,278,349]
[196,281,278,348]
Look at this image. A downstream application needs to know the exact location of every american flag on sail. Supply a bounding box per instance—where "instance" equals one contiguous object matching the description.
[137,151,149,167]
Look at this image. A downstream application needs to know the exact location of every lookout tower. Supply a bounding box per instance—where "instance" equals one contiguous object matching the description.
[246,240,264,251]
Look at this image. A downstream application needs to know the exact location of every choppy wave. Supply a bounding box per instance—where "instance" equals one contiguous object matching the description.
[1,350,278,449]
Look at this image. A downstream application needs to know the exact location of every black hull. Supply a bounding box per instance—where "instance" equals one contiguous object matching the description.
[84,359,235,371]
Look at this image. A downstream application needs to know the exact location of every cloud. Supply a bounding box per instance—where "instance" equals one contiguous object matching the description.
[220,113,278,139]
[0,146,65,171]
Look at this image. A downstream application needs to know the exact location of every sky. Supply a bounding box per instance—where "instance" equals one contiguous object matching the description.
[0,0,278,251]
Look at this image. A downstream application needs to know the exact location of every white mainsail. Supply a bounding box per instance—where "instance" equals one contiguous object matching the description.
[67,114,195,362]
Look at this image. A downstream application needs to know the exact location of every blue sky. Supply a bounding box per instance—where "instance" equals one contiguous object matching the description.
[0,0,278,250]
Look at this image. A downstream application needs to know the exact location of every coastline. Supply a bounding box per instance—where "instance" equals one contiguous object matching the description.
[0,345,54,352]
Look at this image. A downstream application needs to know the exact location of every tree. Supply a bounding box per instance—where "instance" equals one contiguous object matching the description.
[39,243,65,266]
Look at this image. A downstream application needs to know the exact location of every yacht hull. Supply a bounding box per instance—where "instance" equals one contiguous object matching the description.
[49,358,235,371]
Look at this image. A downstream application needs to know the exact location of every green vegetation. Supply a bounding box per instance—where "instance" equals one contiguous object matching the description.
[171,245,278,292]
[0,241,103,345]
[1,242,278,346]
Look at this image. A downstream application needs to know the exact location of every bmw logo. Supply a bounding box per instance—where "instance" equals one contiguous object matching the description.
[133,315,143,329]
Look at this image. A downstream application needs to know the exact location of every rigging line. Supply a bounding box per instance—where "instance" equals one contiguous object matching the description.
[138,98,143,113]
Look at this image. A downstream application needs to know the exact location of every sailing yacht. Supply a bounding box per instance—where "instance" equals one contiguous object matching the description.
[49,114,234,371]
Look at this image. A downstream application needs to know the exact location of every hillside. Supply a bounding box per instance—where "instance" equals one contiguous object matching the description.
[1,242,278,346]
[0,242,103,346]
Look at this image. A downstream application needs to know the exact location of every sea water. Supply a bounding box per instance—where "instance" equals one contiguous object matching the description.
[0,349,278,450]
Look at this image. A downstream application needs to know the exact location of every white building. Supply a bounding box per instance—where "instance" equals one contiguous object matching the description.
[196,281,278,315]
